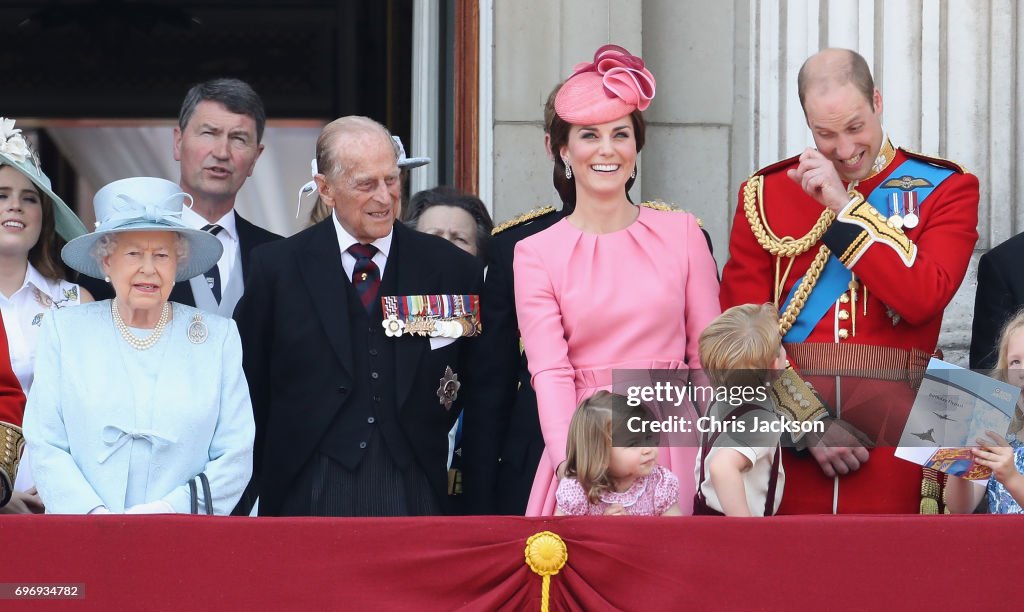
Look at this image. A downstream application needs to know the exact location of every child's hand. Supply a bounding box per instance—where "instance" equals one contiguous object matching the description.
[603,503,626,516]
[972,431,1023,486]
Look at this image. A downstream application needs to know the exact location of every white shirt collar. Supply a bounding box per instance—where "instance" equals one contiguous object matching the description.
[0,261,46,302]
[23,262,49,294]
[331,213,393,259]
[0,262,52,304]
[181,205,238,241]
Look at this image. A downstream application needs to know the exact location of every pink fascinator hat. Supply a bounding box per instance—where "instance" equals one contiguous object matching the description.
[554,44,656,125]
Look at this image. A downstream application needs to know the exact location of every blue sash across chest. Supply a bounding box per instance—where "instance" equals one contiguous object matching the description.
[780,157,954,342]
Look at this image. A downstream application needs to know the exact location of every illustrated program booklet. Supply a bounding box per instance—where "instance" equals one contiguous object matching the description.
[895,358,1020,480]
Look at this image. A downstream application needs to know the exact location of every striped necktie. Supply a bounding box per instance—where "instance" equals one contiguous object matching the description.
[347,243,380,311]
[201,224,223,303]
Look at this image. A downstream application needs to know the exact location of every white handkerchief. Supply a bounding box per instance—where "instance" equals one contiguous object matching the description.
[429,337,456,351]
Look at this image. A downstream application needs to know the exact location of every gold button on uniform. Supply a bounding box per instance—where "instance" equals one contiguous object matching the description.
[839,294,850,304]
[838,329,849,339]
[838,310,850,321]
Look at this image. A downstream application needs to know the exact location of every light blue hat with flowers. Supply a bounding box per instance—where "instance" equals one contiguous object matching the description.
[0,117,88,241]
[61,177,224,282]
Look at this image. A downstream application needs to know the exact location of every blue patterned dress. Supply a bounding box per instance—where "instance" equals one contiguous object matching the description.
[986,435,1024,514]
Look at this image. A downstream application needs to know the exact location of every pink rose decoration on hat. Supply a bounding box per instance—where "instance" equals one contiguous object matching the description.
[555,44,656,126]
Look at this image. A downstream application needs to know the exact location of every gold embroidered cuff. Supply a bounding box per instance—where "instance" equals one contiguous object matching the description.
[833,193,917,267]
[768,366,828,442]
[0,422,25,508]
[838,231,872,267]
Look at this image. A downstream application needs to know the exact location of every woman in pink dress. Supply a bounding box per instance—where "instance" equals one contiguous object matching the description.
[514,45,721,516]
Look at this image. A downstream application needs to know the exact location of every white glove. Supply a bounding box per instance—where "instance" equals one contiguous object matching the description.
[124,500,175,514]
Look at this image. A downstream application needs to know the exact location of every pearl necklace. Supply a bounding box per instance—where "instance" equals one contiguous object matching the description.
[111,301,171,350]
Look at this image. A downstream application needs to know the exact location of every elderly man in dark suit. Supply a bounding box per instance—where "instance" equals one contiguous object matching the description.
[235,116,482,516]
[82,78,280,314]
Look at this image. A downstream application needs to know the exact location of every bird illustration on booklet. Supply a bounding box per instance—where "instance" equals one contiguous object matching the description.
[895,358,1021,480]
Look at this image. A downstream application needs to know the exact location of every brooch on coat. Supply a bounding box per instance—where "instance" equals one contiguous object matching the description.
[381,294,481,339]
[436,366,461,410]
[187,313,209,344]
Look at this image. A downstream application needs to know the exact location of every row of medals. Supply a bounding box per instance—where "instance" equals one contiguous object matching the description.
[403,315,481,338]
[888,195,919,230]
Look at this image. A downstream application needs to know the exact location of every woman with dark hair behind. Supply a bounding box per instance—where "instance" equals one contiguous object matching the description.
[406,186,494,262]
[406,185,493,504]
[514,45,721,516]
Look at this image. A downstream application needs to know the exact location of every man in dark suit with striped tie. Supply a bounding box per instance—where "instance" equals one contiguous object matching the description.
[81,78,280,314]
[235,116,483,516]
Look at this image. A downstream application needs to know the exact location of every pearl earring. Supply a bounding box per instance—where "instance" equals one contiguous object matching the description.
[630,165,636,179]
[104,276,110,283]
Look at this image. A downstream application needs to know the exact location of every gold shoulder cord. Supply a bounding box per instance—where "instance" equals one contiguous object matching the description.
[777,246,831,336]
[639,200,704,227]
[639,200,676,212]
[742,176,835,335]
[491,205,556,236]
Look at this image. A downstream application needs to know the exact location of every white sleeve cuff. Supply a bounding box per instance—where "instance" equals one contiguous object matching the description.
[124,500,175,514]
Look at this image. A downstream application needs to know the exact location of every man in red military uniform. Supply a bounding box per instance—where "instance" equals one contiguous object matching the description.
[0,313,27,508]
[720,48,979,513]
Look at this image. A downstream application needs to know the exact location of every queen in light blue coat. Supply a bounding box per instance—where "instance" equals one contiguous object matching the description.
[23,177,254,514]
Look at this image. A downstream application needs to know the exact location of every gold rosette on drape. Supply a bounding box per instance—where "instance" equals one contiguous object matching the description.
[524,531,568,612]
